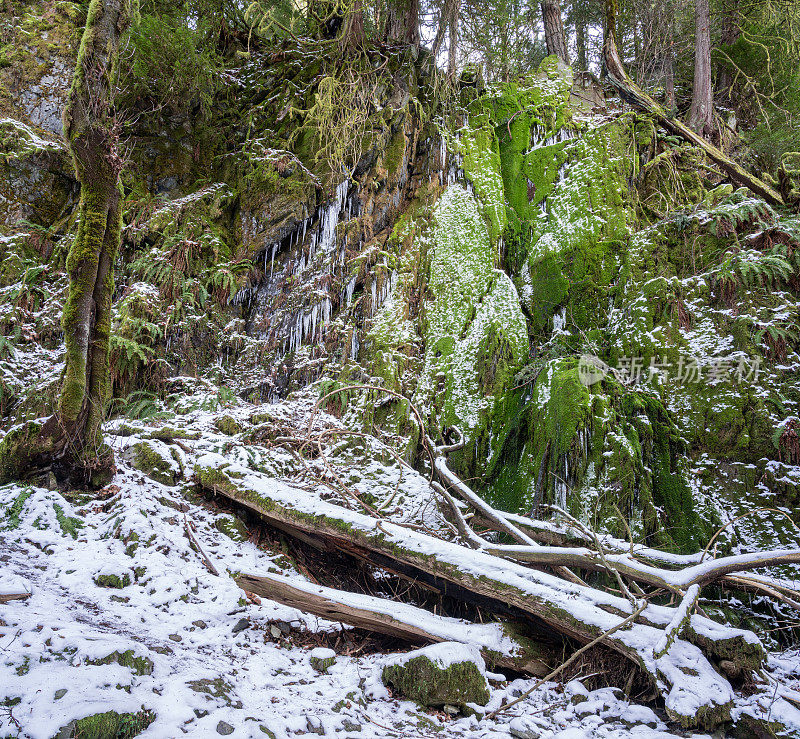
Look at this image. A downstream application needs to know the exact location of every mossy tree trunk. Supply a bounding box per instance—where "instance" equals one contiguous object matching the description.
[0,0,136,488]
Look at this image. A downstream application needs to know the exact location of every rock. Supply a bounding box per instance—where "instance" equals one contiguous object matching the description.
[719,659,741,679]
[216,720,234,735]
[341,718,362,732]
[193,620,208,629]
[214,415,244,436]
[509,716,546,739]
[54,688,67,700]
[168,634,183,642]
[310,647,336,673]
[232,618,250,634]
[0,118,77,228]
[381,642,490,709]
[121,439,182,486]
[306,715,325,735]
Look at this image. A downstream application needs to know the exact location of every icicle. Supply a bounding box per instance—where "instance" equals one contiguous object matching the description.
[269,243,278,278]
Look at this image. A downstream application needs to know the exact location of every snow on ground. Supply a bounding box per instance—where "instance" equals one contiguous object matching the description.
[0,395,792,737]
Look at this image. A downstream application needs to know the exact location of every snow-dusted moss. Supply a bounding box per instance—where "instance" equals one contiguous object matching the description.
[416,185,528,468]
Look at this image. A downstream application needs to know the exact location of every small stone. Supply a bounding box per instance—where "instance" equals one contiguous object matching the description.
[216,720,234,735]
[54,688,67,700]
[168,634,182,642]
[232,618,250,634]
[269,625,282,639]
[442,705,459,715]
[193,620,207,629]
[341,719,361,732]
[310,647,336,673]
[509,716,546,739]
[719,659,741,679]
[306,716,325,735]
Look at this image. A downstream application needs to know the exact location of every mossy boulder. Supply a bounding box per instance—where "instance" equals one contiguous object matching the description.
[309,647,336,673]
[121,439,181,486]
[89,649,154,676]
[381,642,490,709]
[214,415,244,436]
[54,709,155,739]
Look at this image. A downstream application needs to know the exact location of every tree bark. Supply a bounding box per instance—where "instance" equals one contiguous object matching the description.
[384,0,420,46]
[0,0,134,488]
[718,0,740,101]
[540,0,569,64]
[575,14,587,71]
[447,2,458,78]
[664,16,675,110]
[689,0,714,137]
[340,0,366,52]
[601,0,785,208]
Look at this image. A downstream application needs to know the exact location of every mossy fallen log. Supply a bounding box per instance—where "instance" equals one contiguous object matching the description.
[195,453,759,728]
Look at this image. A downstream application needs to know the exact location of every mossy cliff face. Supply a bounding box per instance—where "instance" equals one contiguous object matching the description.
[0,11,798,559]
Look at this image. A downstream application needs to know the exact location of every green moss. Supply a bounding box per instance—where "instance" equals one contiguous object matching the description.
[93,573,131,589]
[214,515,249,542]
[89,649,154,676]
[4,488,33,529]
[53,503,83,539]
[214,415,243,436]
[59,709,155,739]
[382,654,489,709]
[125,441,178,486]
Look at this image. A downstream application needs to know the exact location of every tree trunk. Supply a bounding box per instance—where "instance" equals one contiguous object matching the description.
[447,5,458,78]
[384,0,420,46]
[689,0,714,137]
[340,0,366,52]
[196,455,762,728]
[664,17,675,110]
[718,0,740,101]
[540,0,569,64]
[0,0,134,488]
[236,572,553,675]
[576,14,587,71]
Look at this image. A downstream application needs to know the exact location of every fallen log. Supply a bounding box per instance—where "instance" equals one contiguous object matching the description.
[601,0,786,209]
[0,592,31,604]
[236,571,552,675]
[195,452,756,728]
[433,441,800,611]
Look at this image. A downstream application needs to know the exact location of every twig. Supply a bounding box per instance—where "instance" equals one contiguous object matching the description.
[183,514,220,576]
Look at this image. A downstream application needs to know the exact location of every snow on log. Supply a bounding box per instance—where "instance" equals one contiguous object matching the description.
[235,571,551,675]
[195,453,752,728]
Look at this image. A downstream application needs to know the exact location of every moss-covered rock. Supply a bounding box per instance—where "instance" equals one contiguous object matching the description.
[55,709,155,739]
[381,642,490,709]
[121,439,181,486]
[214,415,244,436]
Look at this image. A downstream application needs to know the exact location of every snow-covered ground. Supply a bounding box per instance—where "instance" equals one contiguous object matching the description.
[1,393,799,738]
[0,396,709,738]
